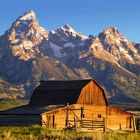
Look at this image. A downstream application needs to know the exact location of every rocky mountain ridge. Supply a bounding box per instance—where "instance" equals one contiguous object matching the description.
[0,10,140,102]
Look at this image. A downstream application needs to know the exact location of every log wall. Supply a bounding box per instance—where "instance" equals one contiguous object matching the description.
[42,104,131,130]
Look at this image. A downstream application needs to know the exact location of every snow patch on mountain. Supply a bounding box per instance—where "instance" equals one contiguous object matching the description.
[119,47,134,61]
[49,42,66,57]
[19,10,36,21]
[62,24,77,36]
[64,42,75,48]
[78,41,85,46]
[11,39,20,45]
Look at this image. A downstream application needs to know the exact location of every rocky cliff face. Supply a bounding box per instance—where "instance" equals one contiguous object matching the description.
[2,10,48,61]
[0,10,140,102]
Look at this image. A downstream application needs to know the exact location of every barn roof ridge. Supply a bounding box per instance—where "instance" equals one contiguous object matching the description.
[39,79,103,89]
[39,79,92,82]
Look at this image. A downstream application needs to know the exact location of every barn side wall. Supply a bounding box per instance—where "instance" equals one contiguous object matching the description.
[106,106,131,129]
[42,105,76,129]
[76,81,107,106]
[41,104,131,130]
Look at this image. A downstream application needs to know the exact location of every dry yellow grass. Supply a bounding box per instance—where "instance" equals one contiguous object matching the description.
[0,126,140,140]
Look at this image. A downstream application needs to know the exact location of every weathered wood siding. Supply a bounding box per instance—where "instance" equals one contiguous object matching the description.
[42,105,76,129]
[42,104,131,130]
[106,106,131,129]
[76,81,107,106]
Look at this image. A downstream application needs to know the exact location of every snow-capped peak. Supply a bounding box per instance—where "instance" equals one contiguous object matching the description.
[49,24,75,36]
[63,24,73,29]
[103,26,119,35]
[98,26,123,44]
[58,24,77,35]
[18,10,36,21]
[62,24,77,34]
[101,26,129,43]
[54,24,88,40]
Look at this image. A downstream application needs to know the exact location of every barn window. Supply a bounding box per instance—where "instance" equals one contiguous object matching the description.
[82,114,85,118]
[52,114,55,128]
[98,114,101,118]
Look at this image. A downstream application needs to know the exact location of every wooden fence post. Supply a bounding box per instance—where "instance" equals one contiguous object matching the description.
[80,107,83,121]
[74,117,77,130]
[65,103,69,127]
[80,107,83,128]
[133,115,137,133]
[103,117,105,132]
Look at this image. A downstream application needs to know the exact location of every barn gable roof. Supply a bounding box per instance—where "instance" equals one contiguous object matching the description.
[29,79,108,106]
[40,80,91,90]
[29,80,92,106]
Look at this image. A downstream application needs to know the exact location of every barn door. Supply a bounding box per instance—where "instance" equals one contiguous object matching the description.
[47,114,55,128]
[52,114,55,128]
[126,116,131,128]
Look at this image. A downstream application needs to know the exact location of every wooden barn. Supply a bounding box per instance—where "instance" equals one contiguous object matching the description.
[30,80,135,131]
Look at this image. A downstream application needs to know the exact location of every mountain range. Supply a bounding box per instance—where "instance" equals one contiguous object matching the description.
[0,10,140,102]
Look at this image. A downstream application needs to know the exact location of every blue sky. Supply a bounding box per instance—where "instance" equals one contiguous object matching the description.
[0,0,140,42]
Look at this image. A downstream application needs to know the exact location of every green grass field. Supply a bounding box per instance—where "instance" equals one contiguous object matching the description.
[0,126,140,140]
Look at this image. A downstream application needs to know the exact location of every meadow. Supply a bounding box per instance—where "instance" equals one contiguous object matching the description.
[0,125,140,140]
